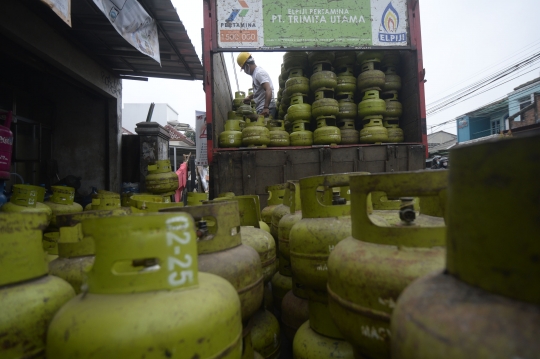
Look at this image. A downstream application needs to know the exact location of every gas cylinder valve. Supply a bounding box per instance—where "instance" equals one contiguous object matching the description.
[399,197,416,224]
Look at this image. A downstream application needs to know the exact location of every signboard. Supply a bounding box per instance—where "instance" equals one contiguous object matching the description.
[41,0,71,27]
[195,111,208,166]
[93,0,161,64]
[217,0,408,48]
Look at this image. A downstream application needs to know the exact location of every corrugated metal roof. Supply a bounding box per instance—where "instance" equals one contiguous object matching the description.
[70,0,203,81]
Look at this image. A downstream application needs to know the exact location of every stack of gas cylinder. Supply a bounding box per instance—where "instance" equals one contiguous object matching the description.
[274,50,405,146]
[1,134,538,359]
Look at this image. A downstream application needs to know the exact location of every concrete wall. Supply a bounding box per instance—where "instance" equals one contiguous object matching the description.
[123,103,179,133]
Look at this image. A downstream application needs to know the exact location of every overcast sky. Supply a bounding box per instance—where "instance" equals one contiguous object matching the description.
[122,0,540,135]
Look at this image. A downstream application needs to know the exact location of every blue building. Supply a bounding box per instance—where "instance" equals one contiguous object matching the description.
[456,77,540,143]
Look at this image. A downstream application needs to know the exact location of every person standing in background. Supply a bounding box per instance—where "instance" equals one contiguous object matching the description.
[237,52,276,118]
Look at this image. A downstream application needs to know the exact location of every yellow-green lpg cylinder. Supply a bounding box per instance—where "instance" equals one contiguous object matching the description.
[130,193,184,212]
[84,190,121,211]
[391,134,540,359]
[278,181,302,261]
[270,261,292,314]
[327,170,447,359]
[43,186,83,232]
[261,183,287,230]
[48,208,131,294]
[187,191,209,206]
[271,185,292,245]
[251,308,281,359]
[1,184,52,223]
[145,159,179,195]
[160,201,264,323]
[0,212,75,359]
[281,290,309,341]
[43,231,60,262]
[293,321,354,359]
[220,119,243,148]
[47,212,243,359]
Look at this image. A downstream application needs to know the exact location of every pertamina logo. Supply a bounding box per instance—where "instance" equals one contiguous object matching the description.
[378,2,406,43]
[226,0,249,22]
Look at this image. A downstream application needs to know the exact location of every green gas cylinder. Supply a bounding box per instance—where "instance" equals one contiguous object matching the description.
[187,192,209,206]
[283,52,309,73]
[293,321,354,359]
[48,208,131,294]
[261,183,287,230]
[0,212,75,358]
[233,91,247,110]
[268,120,290,147]
[1,184,52,224]
[285,69,310,95]
[312,92,339,119]
[334,51,356,69]
[145,159,178,196]
[336,73,357,94]
[313,116,341,145]
[338,119,359,144]
[250,308,281,359]
[327,170,447,359]
[358,90,386,118]
[43,231,60,262]
[270,264,292,314]
[357,51,384,65]
[360,115,389,143]
[161,201,264,323]
[243,116,271,148]
[278,181,302,261]
[43,186,83,232]
[271,185,292,244]
[391,134,540,359]
[289,173,359,302]
[357,62,385,93]
[337,96,358,120]
[84,190,121,211]
[47,212,243,358]
[290,122,313,146]
[384,92,403,118]
[130,193,184,212]
[220,120,243,148]
[384,117,404,143]
[383,67,401,93]
[310,67,337,92]
[281,290,309,340]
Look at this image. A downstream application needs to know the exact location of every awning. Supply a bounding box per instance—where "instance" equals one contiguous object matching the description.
[68,0,203,81]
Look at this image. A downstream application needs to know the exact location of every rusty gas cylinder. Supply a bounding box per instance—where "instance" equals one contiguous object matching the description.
[293,321,353,359]
[281,290,309,341]
[261,183,287,230]
[145,159,178,196]
[43,186,83,232]
[250,308,281,359]
[1,212,75,358]
[391,134,540,359]
[278,181,302,261]
[327,170,447,359]
[161,201,264,323]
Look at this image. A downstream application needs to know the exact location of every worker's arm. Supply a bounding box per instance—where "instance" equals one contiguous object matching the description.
[260,82,273,117]
[243,93,253,104]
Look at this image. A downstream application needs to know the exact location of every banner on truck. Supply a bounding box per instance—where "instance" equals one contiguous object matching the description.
[93,0,161,64]
[217,0,408,48]
[195,111,208,166]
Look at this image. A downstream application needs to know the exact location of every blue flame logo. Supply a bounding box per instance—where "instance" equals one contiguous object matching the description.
[381,2,399,33]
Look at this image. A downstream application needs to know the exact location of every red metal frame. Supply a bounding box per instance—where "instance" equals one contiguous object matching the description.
[408,0,429,158]
[203,0,215,163]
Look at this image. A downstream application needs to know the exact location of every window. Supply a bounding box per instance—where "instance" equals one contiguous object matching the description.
[490,119,501,135]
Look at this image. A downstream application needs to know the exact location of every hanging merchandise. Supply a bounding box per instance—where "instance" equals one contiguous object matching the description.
[338,119,359,145]
[161,201,264,324]
[313,116,341,146]
[49,208,131,294]
[360,115,389,144]
[268,120,290,147]
[327,170,447,359]
[391,135,540,359]
[219,119,243,148]
[145,159,178,196]
[0,212,75,358]
[47,212,243,358]
[1,184,53,223]
[242,116,271,148]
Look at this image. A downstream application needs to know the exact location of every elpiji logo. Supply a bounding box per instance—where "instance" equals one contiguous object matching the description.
[378,2,406,42]
[226,0,249,22]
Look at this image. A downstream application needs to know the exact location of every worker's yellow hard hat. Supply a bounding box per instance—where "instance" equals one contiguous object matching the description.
[237,52,252,68]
